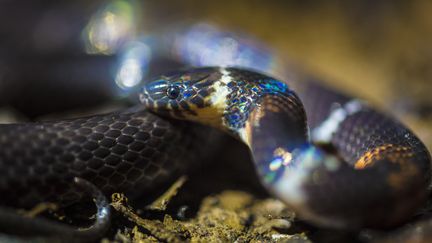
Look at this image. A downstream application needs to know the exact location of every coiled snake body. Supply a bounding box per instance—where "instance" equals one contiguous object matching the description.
[0,30,431,239]
[141,67,431,229]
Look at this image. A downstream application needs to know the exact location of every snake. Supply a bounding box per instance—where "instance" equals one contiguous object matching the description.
[0,22,431,240]
[140,67,431,229]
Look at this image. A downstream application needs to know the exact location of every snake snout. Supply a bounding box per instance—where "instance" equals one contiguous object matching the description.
[141,80,169,101]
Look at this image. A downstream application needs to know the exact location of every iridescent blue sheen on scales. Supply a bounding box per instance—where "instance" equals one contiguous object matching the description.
[224,78,291,131]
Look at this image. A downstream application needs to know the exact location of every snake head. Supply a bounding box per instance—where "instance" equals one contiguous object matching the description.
[140,67,229,128]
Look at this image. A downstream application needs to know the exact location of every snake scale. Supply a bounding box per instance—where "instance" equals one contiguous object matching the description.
[0,22,431,240]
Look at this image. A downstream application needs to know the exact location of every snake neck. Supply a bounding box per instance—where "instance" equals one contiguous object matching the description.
[219,69,309,183]
[242,93,310,182]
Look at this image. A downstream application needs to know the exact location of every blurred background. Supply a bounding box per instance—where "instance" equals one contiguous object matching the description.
[0,0,431,145]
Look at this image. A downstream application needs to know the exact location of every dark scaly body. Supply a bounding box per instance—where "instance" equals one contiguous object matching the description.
[0,109,207,207]
[141,67,431,229]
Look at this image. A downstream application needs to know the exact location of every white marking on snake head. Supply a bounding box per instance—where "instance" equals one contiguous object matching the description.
[209,68,231,107]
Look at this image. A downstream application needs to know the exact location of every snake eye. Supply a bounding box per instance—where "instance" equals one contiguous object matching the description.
[166,85,181,99]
